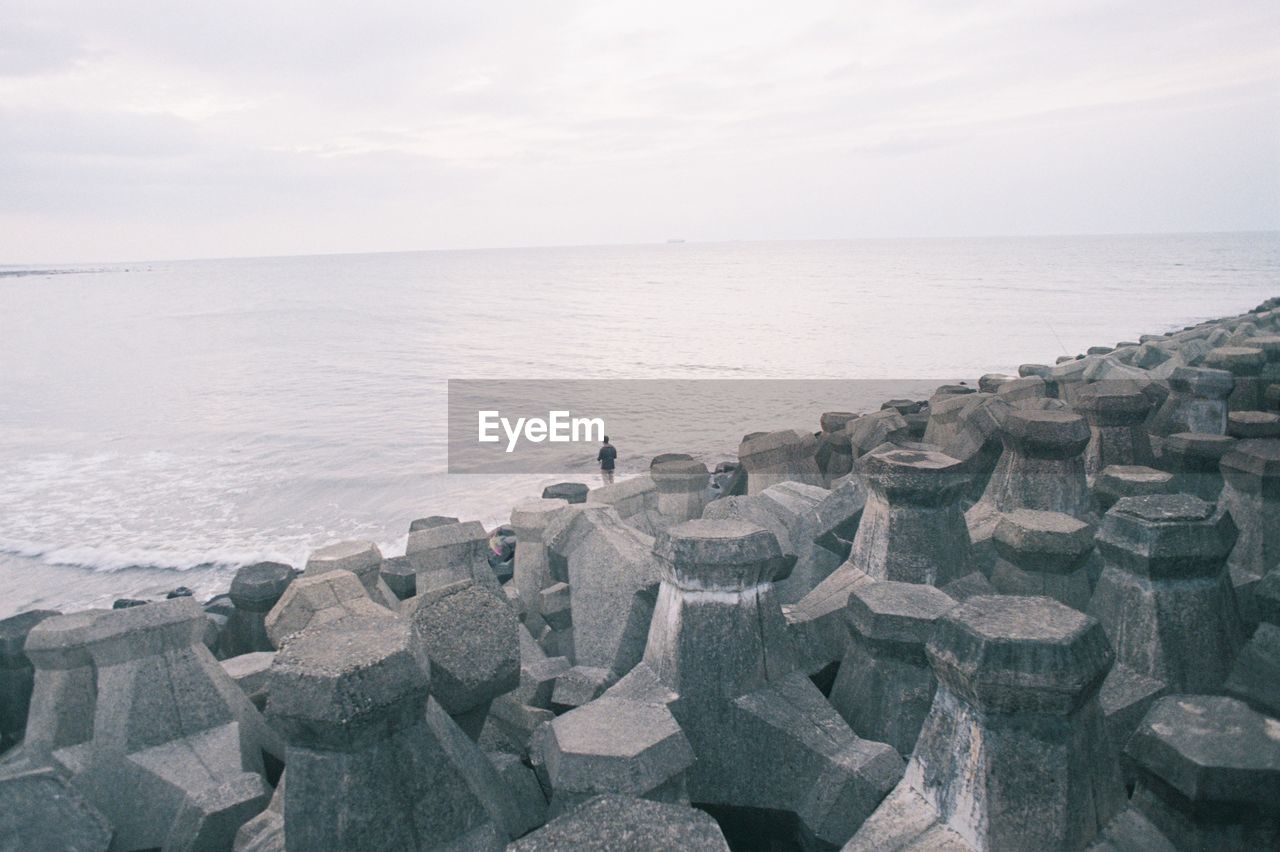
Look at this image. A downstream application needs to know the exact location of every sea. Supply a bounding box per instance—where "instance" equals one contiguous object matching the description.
[1,232,1277,616]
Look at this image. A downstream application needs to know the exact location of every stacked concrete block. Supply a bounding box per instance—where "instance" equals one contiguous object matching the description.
[1089,495,1244,759]
[783,561,876,681]
[1155,431,1236,501]
[0,767,112,851]
[818,411,859,482]
[405,519,500,595]
[0,609,59,753]
[1148,366,1234,440]
[650,458,710,523]
[1220,438,1280,623]
[847,445,973,587]
[481,627,569,758]
[221,561,296,656]
[1225,569,1280,718]
[1228,409,1280,439]
[549,664,614,711]
[222,651,275,711]
[510,497,569,636]
[1100,696,1280,850]
[1074,384,1154,477]
[847,409,912,459]
[1243,333,1280,383]
[378,556,415,600]
[989,509,1096,610]
[922,392,990,448]
[8,609,105,770]
[811,472,868,561]
[828,581,954,758]
[13,599,282,850]
[541,482,589,504]
[304,540,398,609]
[607,519,903,848]
[847,595,1124,851]
[588,475,657,522]
[405,579,519,740]
[267,618,510,850]
[486,751,548,838]
[544,504,663,677]
[530,697,694,816]
[936,394,1011,503]
[264,569,392,649]
[409,515,459,532]
[703,480,843,604]
[1092,464,1174,512]
[738,428,824,493]
[508,794,730,851]
[996,375,1050,406]
[967,409,1096,569]
[1047,356,1095,406]
[1205,345,1267,412]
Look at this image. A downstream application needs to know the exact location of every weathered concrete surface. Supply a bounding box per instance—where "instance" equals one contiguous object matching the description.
[1074,384,1154,478]
[405,520,501,595]
[704,481,843,604]
[1224,569,1280,718]
[1155,431,1236,501]
[784,563,877,678]
[847,595,1123,852]
[0,767,112,851]
[545,504,663,677]
[508,794,730,851]
[990,509,1095,611]
[405,579,519,737]
[607,519,903,848]
[304,540,398,609]
[1148,366,1233,440]
[847,445,972,587]
[264,569,393,649]
[378,556,416,600]
[1098,696,1280,851]
[1220,438,1280,625]
[829,580,954,758]
[13,599,282,851]
[530,697,694,816]
[267,617,509,851]
[1205,345,1267,411]
[1090,495,1243,693]
[1092,465,1174,512]
[0,609,59,753]
[542,482,589,504]
[967,409,1096,571]
[650,458,710,523]
[738,429,824,493]
[222,651,276,711]
[222,562,296,656]
[510,498,570,636]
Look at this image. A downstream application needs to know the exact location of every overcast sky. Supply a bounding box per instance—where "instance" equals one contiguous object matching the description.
[1,1,1277,263]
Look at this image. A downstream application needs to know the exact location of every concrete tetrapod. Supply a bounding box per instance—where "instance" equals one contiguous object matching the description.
[846,595,1124,851]
[606,519,903,849]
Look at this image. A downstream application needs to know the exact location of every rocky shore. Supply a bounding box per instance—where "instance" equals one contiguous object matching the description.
[2,297,1280,850]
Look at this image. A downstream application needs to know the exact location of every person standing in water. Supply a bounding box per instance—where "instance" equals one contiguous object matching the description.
[597,435,617,484]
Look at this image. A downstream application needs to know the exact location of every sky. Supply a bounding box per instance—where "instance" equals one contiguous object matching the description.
[0,1,1277,263]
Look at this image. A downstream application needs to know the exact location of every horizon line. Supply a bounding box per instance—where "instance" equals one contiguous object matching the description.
[4,227,1278,269]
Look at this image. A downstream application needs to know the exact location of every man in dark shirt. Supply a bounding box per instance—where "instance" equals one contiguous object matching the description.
[597,436,617,484]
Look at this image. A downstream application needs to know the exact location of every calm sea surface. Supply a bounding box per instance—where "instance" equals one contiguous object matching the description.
[1,233,1277,615]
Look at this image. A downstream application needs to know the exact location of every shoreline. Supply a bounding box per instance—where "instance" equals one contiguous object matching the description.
[4,297,1279,617]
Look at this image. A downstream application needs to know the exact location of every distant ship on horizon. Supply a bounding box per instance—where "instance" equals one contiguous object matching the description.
[666,238,686,244]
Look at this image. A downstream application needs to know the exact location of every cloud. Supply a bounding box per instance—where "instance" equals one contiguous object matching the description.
[0,0,1276,261]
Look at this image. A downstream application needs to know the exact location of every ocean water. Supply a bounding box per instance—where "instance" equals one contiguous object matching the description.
[1,232,1276,616]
